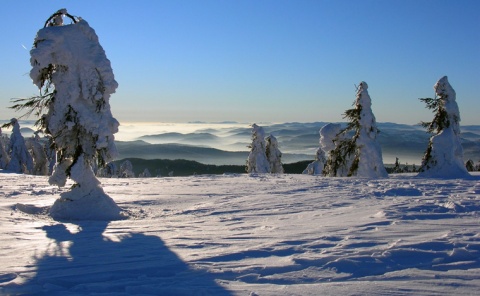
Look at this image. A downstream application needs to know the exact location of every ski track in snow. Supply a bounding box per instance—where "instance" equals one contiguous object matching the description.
[0,172,480,295]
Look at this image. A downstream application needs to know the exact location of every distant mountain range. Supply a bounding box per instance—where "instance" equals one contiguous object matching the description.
[2,120,479,167]
[117,122,480,166]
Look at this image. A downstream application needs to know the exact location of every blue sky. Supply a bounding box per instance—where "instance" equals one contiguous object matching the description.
[1,0,479,124]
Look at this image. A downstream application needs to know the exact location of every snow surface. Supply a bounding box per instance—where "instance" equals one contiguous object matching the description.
[1,172,480,295]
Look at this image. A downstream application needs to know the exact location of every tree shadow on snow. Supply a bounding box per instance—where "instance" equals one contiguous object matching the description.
[9,221,232,295]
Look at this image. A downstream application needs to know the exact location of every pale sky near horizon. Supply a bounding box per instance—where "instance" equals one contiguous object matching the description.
[1,0,479,125]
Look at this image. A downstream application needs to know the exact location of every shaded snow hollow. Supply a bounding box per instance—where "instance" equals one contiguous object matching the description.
[1,173,480,295]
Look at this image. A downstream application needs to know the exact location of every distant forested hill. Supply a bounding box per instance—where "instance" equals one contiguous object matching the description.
[112,158,312,177]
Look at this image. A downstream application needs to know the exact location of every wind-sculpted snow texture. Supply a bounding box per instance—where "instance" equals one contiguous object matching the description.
[1,173,480,295]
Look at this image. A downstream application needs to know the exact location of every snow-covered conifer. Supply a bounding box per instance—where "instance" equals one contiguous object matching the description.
[418,76,470,178]
[265,134,284,174]
[319,123,342,154]
[26,132,49,175]
[139,168,152,178]
[10,9,121,219]
[303,148,326,175]
[44,135,56,175]
[6,119,34,174]
[303,125,335,175]
[97,162,118,178]
[465,159,475,172]
[324,82,388,178]
[393,157,402,173]
[0,128,10,169]
[119,160,135,178]
[246,124,270,174]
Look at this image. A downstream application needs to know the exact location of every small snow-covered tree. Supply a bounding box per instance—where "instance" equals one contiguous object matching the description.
[319,123,342,154]
[246,124,270,174]
[265,134,284,174]
[324,82,388,178]
[418,76,470,178]
[0,128,10,169]
[393,157,402,173]
[97,162,118,178]
[303,148,326,175]
[26,132,49,175]
[303,125,336,175]
[119,160,135,178]
[465,159,475,172]
[139,168,152,178]
[9,9,121,220]
[6,118,34,174]
[44,135,56,175]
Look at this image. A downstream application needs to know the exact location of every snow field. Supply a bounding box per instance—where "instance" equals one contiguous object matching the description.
[1,173,480,295]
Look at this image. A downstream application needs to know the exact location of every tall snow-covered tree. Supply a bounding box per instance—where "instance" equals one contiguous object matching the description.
[324,82,388,178]
[246,124,270,174]
[418,76,470,178]
[265,134,284,174]
[6,118,34,174]
[10,9,121,220]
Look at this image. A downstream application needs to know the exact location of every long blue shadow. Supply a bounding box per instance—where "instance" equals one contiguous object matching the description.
[7,221,232,295]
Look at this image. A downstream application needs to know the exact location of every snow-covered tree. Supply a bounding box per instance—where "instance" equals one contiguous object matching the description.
[139,168,152,178]
[10,9,121,220]
[246,124,270,174]
[44,135,56,175]
[0,128,10,169]
[26,132,49,175]
[393,157,402,173]
[265,134,284,174]
[418,76,470,178]
[319,123,342,154]
[324,82,388,178]
[119,160,135,178]
[303,125,336,175]
[303,148,326,175]
[465,159,475,172]
[6,119,34,174]
[97,162,118,178]
[321,123,350,177]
